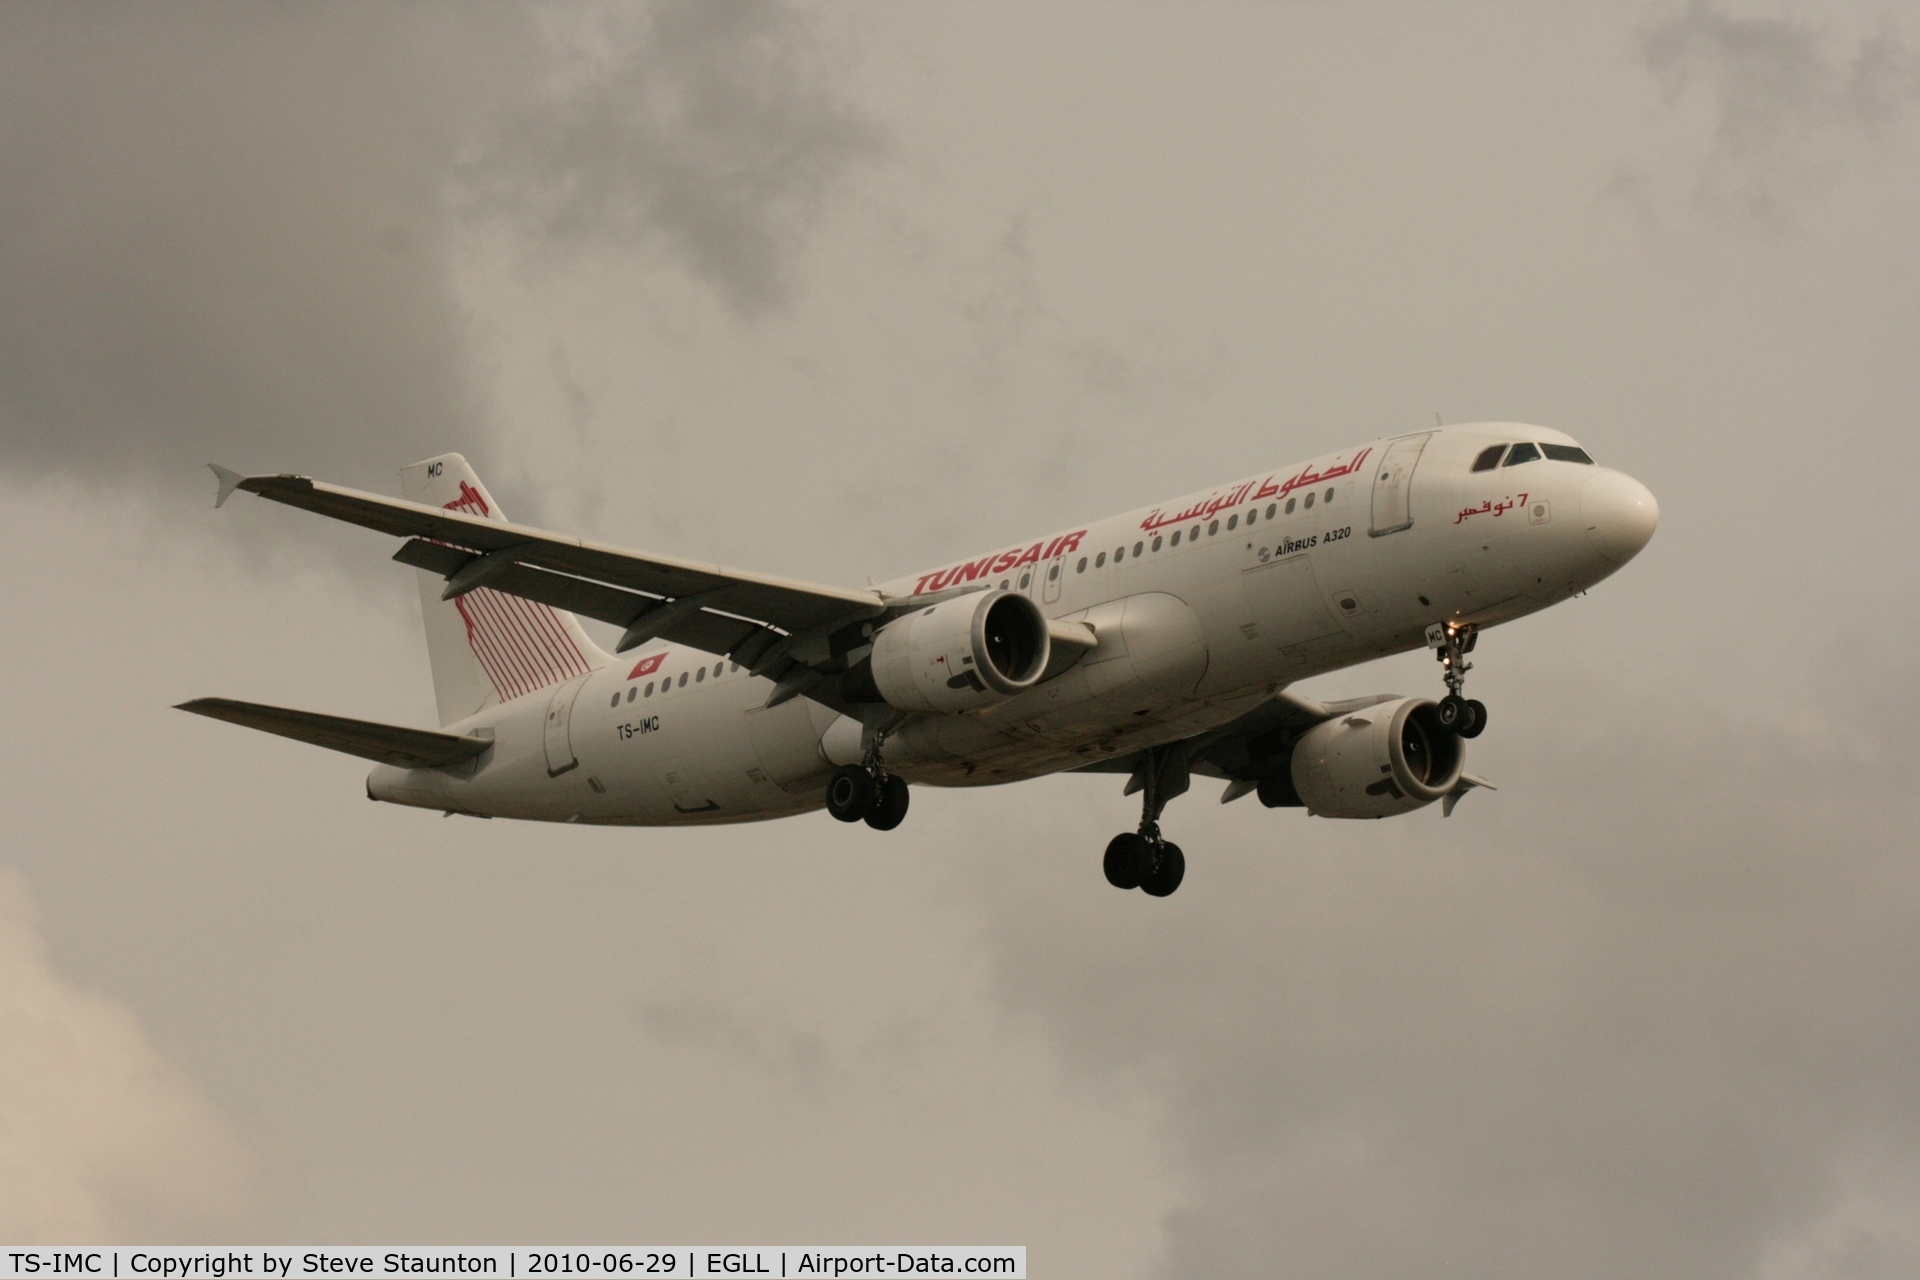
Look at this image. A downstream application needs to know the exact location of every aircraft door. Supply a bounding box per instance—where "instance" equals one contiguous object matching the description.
[542,674,590,776]
[1041,550,1067,604]
[1369,433,1432,537]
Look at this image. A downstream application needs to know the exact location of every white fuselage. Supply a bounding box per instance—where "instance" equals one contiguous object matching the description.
[367,423,1655,825]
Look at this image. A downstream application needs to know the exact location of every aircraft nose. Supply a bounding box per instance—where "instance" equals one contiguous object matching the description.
[1580,469,1659,564]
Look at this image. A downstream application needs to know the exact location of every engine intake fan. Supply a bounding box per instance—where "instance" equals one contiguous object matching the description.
[1288,697,1465,818]
[870,589,1052,713]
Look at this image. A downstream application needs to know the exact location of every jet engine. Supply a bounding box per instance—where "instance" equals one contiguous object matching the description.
[870,589,1051,713]
[1287,697,1464,818]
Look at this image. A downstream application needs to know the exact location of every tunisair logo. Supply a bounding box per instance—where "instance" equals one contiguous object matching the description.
[911,530,1090,596]
[444,480,491,518]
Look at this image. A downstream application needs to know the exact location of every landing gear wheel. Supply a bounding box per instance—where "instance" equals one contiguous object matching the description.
[1459,699,1488,739]
[1437,694,1472,732]
[1104,833,1150,889]
[826,765,877,822]
[1141,842,1186,897]
[864,774,910,830]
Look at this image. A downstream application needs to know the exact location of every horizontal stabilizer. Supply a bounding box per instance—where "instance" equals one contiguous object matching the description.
[208,463,246,509]
[174,697,491,769]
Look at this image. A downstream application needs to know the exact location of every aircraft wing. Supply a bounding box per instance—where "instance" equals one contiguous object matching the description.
[215,469,886,667]
[176,697,493,769]
[1073,692,1399,777]
[1076,690,1494,814]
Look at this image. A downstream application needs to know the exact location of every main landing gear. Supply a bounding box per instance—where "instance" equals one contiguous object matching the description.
[825,726,910,831]
[1104,744,1187,897]
[1427,621,1487,739]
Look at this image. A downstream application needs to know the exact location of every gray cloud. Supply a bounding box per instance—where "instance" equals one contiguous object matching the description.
[0,2,880,502]
[1637,1,1920,226]
[463,1,885,317]
[0,4,520,495]
[954,644,1920,1279]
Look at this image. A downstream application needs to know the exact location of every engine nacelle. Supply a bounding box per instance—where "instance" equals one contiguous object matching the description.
[871,589,1052,713]
[1289,697,1464,818]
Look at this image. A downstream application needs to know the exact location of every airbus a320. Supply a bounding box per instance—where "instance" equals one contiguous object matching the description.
[182,424,1657,897]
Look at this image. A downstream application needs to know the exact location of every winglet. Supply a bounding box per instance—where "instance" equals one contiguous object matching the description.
[208,464,246,509]
[1442,772,1498,818]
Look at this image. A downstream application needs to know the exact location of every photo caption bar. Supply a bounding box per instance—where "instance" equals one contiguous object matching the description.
[0,1250,1023,1280]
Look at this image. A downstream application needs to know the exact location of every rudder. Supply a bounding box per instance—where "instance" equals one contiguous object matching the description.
[399,454,609,726]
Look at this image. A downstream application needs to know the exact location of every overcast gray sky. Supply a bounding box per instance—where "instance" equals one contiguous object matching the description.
[3,2,1919,1276]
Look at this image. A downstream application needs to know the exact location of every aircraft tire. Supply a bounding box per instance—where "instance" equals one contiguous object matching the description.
[826,765,878,822]
[1437,694,1471,731]
[1141,842,1186,897]
[1104,833,1150,890]
[864,774,910,830]
[1460,699,1488,739]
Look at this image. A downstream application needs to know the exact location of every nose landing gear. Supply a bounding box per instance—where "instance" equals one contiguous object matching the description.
[1103,744,1187,896]
[1427,621,1487,739]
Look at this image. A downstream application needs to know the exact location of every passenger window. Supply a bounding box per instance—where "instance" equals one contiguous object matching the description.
[1075,557,1087,573]
[1227,515,1238,530]
[1324,488,1334,502]
[1265,503,1277,519]
[1246,510,1256,526]
[1133,541,1144,557]
[1208,520,1219,535]
[1504,442,1541,466]
[1304,492,1315,509]
[1049,564,1061,580]
[696,667,705,682]
[1019,572,1031,588]
[1285,498,1296,514]
[1113,548,1124,562]
[678,673,688,688]
[1542,443,1594,464]
[645,681,654,696]
[730,662,740,672]
[1000,579,1010,589]
[1189,526,1199,541]
[1170,531,1182,546]
[609,693,620,708]
[1096,552,1108,567]
[627,687,637,703]
[1152,536,1163,551]
[714,662,724,677]
[1471,444,1506,472]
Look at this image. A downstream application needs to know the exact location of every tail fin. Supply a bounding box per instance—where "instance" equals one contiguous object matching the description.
[399,454,610,726]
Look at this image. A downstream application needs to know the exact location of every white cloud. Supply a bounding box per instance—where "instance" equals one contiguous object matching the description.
[0,865,268,1242]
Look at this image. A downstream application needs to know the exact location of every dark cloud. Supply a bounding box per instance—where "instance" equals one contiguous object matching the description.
[0,2,881,500]
[463,0,885,316]
[0,4,524,494]
[1638,1,1920,226]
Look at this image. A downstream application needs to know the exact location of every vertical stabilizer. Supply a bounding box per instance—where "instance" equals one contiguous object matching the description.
[399,454,610,726]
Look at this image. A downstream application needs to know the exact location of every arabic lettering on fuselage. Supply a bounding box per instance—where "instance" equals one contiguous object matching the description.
[1454,492,1529,525]
[1138,447,1372,534]
[911,529,1091,596]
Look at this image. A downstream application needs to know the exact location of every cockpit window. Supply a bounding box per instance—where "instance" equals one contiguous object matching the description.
[1470,445,1506,472]
[1503,442,1541,467]
[1542,443,1594,464]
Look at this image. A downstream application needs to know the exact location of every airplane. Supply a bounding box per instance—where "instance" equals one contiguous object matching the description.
[180,423,1657,897]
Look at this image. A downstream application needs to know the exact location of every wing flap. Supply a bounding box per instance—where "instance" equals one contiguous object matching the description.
[175,697,491,769]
